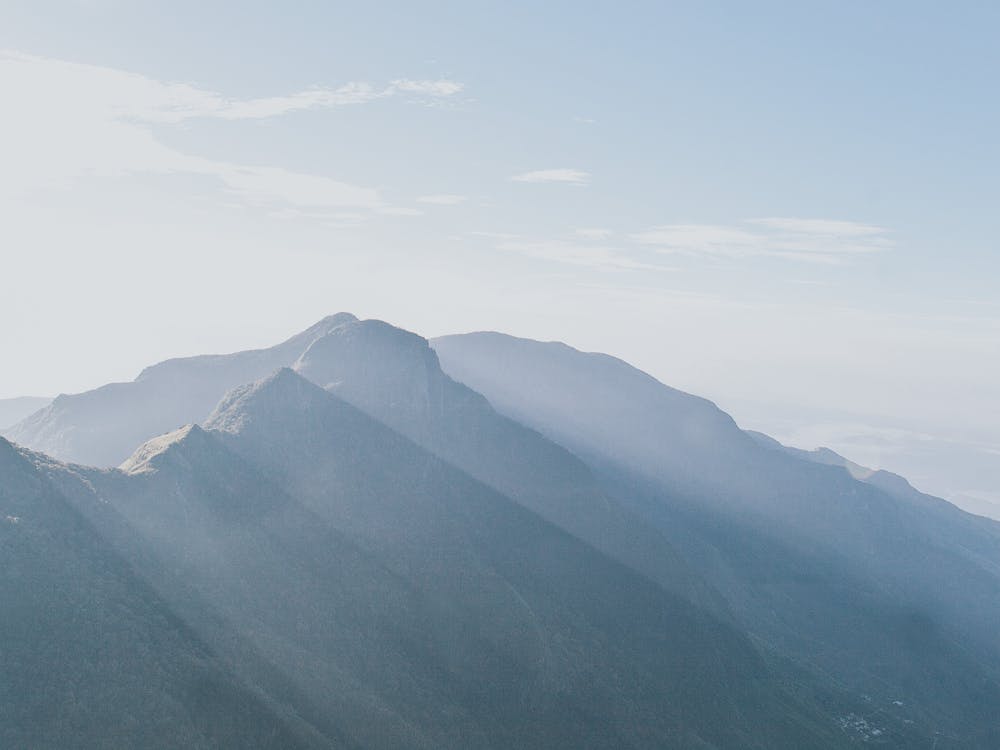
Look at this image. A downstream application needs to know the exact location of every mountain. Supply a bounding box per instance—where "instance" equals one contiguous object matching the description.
[432,332,748,491]
[0,396,50,429]
[291,316,719,610]
[433,331,1000,747]
[4,314,357,467]
[746,429,954,509]
[198,368,855,748]
[8,370,854,749]
[953,493,1000,523]
[9,313,1000,746]
[0,437,317,750]
[747,430,1000,522]
[5,315,718,610]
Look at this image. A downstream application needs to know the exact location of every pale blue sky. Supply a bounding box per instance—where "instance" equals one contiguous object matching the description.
[1,1,997,508]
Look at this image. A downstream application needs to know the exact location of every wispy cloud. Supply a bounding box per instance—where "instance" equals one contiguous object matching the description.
[389,79,464,97]
[630,218,892,264]
[379,206,424,216]
[211,164,381,209]
[510,168,590,185]
[575,227,613,240]
[0,51,463,217]
[748,217,888,237]
[130,82,386,123]
[496,238,671,272]
[416,194,468,205]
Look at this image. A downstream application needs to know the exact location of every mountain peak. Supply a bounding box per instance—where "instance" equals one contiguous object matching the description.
[3,312,400,469]
[314,311,358,327]
[204,367,331,436]
[290,312,359,343]
[292,317,454,422]
[133,313,359,383]
[294,318,438,381]
[119,424,210,475]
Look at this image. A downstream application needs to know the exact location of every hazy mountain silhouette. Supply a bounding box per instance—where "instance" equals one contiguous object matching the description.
[5,315,718,610]
[4,314,358,467]
[196,368,850,748]
[2,371,855,749]
[0,396,50,429]
[292,317,720,611]
[746,429,962,511]
[433,331,1000,747]
[6,315,999,746]
[746,429,1000,522]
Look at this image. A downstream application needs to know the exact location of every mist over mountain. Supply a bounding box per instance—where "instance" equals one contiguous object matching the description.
[3,315,999,747]
[5,315,716,609]
[4,366,852,749]
[4,314,358,467]
[0,396,51,430]
[434,330,1000,746]
[745,429,961,512]
[292,317,719,610]
[5,0,997,746]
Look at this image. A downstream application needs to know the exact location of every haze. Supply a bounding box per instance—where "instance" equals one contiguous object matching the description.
[1,1,997,511]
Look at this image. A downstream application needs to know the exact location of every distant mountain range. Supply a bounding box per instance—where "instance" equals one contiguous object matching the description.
[0,395,51,430]
[3,315,999,748]
[6,314,357,467]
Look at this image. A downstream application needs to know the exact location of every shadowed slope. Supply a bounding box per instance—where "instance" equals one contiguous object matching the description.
[5,314,720,613]
[292,317,720,611]
[433,331,1000,748]
[197,368,852,749]
[0,437,317,750]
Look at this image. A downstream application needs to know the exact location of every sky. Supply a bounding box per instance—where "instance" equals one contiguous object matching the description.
[1,1,998,511]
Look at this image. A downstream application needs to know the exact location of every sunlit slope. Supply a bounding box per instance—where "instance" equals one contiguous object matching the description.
[433,330,1000,748]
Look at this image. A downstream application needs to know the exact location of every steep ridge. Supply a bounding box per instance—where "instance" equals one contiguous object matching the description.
[197,368,852,749]
[432,332,756,489]
[432,331,1000,748]
[746,429,980,515]
[9,313,998,745]
[7,314,722,611]
[0,396,50,429]
[5,314,358,467]
[292,317,719,611]
[86,422,499,749]
[0,437,316,750]
[8,370,856,749]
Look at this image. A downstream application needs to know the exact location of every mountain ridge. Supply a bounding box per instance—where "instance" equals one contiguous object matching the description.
[6,316,725,613]
[7,370,855,749]
[433,329,1000,747]
[4,314,361,467]
[4,315,999,746]
[0,435,321,750]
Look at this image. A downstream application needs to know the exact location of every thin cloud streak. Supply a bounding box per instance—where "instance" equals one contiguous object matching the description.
[630,218,892,264]
[510,168,590,185]
[0,51,463,218]
[497,239,673,272]
[417,194,468,205]
[749,218,888,237]
[575,228,614,240]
